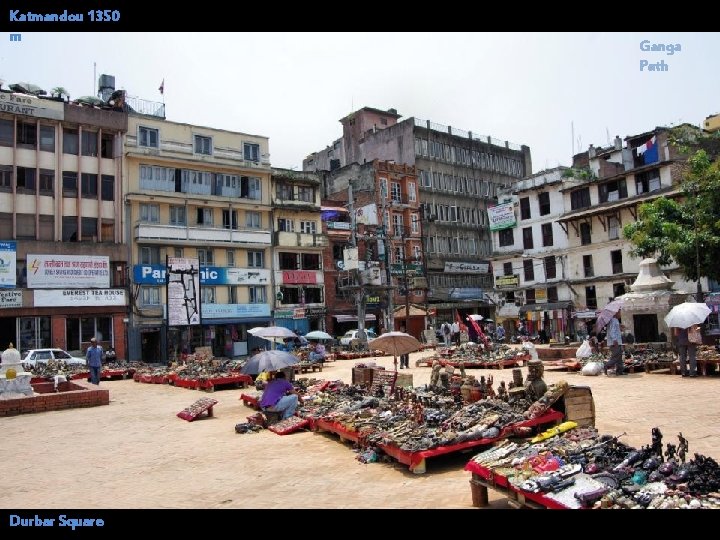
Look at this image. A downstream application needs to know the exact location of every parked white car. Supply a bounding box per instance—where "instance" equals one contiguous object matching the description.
[22,348,87,368]
[340,329,377,347]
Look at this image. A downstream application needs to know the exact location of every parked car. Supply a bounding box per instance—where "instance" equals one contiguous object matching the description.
[22,348,87,368]
[340,329,377,347]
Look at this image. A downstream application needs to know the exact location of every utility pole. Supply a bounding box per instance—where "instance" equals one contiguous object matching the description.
[348,183,368,347]
[381,183,394,332]
[694,185,702,303]
[402,229,410,322]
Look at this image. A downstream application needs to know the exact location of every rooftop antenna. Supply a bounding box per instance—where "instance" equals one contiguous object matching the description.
[571,121,575,156]
[93,62,96,97]
[606,127,611,146]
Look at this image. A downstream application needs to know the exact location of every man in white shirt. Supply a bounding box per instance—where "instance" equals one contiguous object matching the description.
[451,321,460,346]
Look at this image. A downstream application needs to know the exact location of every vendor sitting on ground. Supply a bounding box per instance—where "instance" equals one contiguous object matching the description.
[259,371,298,420]
[308,340,326,363]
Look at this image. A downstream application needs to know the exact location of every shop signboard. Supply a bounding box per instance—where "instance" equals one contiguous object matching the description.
[390,263,424,276]
[496,275,519,288]
[355,203,378,225]
[366,295,380,307]
[27,254,110,289]
[0,92,65,120]
[282,270,316,284]
[443,261,489,274]
[274,310,294,319]
[0,241,17,288]
[167,257,201,326]
[488,202,516,231]
[536,288,547,303]
[202,303,271,319]
[327,222,351,230]
[0,289,22,308]
[449,288,484,300]
[304,307,327,317]
[33,289,126,307]
[293,308,306,319]
[133,264,269,286]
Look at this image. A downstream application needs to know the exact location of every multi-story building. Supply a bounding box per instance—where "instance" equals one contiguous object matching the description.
[304,106,531,323]
[556,128,706,342]
[490,167,573,341]
[323,159,426,337]
[270,168,327,335]
[0,84,129,358]
[125,106,273,362]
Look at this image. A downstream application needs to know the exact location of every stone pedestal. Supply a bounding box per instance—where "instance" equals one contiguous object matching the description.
[0,344,33,397]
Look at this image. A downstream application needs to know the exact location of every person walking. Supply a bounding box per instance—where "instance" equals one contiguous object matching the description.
[86,337,104,385]
[675,325,699,377]
[603,311,625,375]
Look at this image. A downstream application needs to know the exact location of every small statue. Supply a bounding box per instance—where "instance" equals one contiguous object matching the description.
[458,362,466,378]
[677,433,689,464]
[665,443,677,462]
[651,427,663,459]
[430,360,442,388]
[497,381,508,401]
[524,359,547,402]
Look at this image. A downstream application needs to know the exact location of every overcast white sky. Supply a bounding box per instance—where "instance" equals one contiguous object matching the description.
[4,32,718,173]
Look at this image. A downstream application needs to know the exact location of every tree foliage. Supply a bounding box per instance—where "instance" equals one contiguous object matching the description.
[623,147,720,283]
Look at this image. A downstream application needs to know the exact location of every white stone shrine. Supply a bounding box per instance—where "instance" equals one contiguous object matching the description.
[0,343,34,397]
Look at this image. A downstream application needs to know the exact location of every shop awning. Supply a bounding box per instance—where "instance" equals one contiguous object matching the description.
[393,305,429,318]
[518,301,573,315]
[334,314,376,322]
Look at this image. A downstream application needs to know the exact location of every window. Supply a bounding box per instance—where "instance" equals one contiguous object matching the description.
[580,222,592,245]
[39,215,54,241]
[302,254,321,270]
[635,170,661,194]
[194,135,212,155]
[541,223,553,247]
[297,186,314,202]
[39,170,54,195]
[498,228,514,247]
[249,286,266,304]
[81,131,98,156]
[277,183,293,200]
[520,197,531,220]
[39,125,55,152]
[16,214,35,239]
[81,173,98,199]
[522,227,534,250]
[81,217,98,240]
[538,192,550,216]
[503,262,513,276]
[245,211,261,228]
[101,175,114,201]
[101,221,114,242]
[304,287,322,304]
[244,143,260,162]
[278,286,300,304]
[570,187,591,210]
[201,287,216,304]
[174,248,183,258]
[391,182,401,202]
[138,126,159,148]
[228,285,238,304]
[101,133,114,158]
[523,259,535,282]
[16,121,37,147]
[141,287,161,306]
[226,250,235,267]
[613,282,626,298]
[62,171,78,197]
[16,167,35,192]
[547,286,558,303]
[608,215,620,240]
[408,182,416,202]
[170,206,186,225]
[392,214,404,236]
[598,179,627,203]
[63,128,79,155]
[611,249,623,274]
[300,221,316,234]
[0,166,10,190]
[140,204,160,223]
[585,286,597,310]
[583,255,594,277]
[241,176,261,200]
[0,119,13,146]
[62,217,78,242]
[544,256,556,279]
[279,252,297,270]
[139,246,160,264]
[222,209,238,230]
[196,207,213,226]
[278,218,294,232]
[248,250,264,268]
[197,249,214,266]
[411,214,419,233]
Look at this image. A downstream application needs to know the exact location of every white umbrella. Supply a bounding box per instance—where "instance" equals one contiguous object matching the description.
[251,326,297,339]
[468,314,483,321]
[240,350,299,375]
[664,302,712,329]
[305,330,333,341]
[247,327,265,335]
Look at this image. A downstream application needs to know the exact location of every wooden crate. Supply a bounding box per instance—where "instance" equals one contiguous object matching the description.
[558,385,595,428]
[351,367,374,387]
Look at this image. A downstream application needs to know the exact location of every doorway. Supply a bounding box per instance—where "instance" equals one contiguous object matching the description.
[633,314,659,343]
[141,330,161,363]
[0,317,16,351]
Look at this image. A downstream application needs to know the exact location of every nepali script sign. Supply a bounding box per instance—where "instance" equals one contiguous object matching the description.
[488,202,516,231]
[27,254,110,288]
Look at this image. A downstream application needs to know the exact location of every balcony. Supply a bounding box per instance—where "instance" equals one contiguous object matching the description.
[274,231,328,248]
[272,197,320,211]
[135,223,271,246]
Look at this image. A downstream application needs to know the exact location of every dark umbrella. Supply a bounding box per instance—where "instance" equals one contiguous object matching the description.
[240,350,299,375]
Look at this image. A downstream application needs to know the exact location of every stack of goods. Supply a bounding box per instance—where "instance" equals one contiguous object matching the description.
[469,425,720,509]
